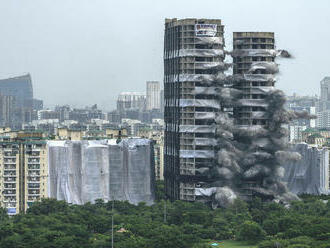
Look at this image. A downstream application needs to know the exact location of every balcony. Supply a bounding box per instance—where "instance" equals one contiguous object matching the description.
[3,173,16,177]
[4,186,16,189]
[4,160,16,164]
[28,171,40,176]
[4,177,16,182]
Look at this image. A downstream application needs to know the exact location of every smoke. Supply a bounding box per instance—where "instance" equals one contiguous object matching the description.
[212,187,237,209]
[275,151,302,164]
[200,47,309,208]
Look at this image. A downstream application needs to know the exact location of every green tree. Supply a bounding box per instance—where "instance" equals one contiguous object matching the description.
[27,198,69,215]
[236,221,266,242]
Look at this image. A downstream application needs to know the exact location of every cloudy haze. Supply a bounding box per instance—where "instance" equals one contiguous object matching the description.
[0,0,328,110]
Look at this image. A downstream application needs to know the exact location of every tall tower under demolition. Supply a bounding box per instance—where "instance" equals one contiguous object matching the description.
[164,18,224,201]
[232,32,276,126]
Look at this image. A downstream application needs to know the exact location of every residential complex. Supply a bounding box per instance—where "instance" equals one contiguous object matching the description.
[0,129,157,214]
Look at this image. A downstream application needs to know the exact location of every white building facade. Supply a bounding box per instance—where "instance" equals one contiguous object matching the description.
[146,81,160,110]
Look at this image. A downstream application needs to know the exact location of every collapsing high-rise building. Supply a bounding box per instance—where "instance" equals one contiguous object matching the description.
[164,18,303,205]
[164,18,224,201]
[232,32,275,126]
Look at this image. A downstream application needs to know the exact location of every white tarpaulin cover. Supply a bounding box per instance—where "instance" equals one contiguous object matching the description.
[180,150,215,158]
[195,112,216,119]
[238,99,269,107]
[195,36,223,45]
[282,143,330,195]
[47,139,155,205]
[179,125,216,133]
[179,99,220,109]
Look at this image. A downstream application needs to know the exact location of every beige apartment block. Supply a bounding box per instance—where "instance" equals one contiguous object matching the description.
[0,132,48,214]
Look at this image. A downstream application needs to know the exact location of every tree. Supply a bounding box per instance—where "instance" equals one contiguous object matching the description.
[27,198,69,215]
[0,208,8,222]
[149,224,199,248]
[155,180,165,201]
[236,221,266,242]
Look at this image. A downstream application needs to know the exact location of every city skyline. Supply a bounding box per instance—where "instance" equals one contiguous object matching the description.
[0,0,329,109]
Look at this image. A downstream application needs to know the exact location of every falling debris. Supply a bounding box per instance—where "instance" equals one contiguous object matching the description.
[195,34,315,208]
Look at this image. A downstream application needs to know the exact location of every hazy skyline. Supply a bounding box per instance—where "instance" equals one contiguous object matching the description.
[0,0,329,110]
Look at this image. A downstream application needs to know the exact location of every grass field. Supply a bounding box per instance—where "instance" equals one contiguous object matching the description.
[207,240,257,248]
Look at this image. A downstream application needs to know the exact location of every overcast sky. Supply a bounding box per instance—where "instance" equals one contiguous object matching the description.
[0,0,329,110]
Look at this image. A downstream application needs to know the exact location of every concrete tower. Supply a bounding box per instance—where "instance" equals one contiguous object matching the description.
[164,18,224,201]
[232,32,276,126]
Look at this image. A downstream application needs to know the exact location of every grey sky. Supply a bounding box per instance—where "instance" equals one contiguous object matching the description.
[0,0,328,110]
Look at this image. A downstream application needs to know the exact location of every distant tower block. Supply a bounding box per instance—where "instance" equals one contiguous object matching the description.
[146,81,161,110]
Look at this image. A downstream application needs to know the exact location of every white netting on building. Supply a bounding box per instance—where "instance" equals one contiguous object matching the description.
[47,139,155,205]
[282,143,330,195]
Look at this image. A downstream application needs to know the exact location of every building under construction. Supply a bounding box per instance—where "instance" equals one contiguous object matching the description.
[164,18,224,201]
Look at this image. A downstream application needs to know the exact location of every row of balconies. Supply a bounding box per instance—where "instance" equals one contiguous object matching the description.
[4,177,16,182]
[28,158,40,163]
[4,154,16,158]
[3,190,16,195]
[28,171,40,176]
[4,159,16,163]
[180,188,196,195]
[28,189,40,195]
[3,171,16,176]
[4,202,16,208]
[3,197,16,202]
[4,164,16,170]
[4,183,16,188]
[3,148,19,152]
[28,196,40,201]
[28,164,40,169]
[234,44,274,49]
[179,182,195,190]
[28,182,40,188]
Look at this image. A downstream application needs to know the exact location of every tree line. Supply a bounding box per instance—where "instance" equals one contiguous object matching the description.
[0,182,329,248]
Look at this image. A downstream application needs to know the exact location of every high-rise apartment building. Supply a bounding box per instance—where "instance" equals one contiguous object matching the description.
[0,133,48,215]
[146,81,161,110]
[164,18,224,201]
[232,32,275,126]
